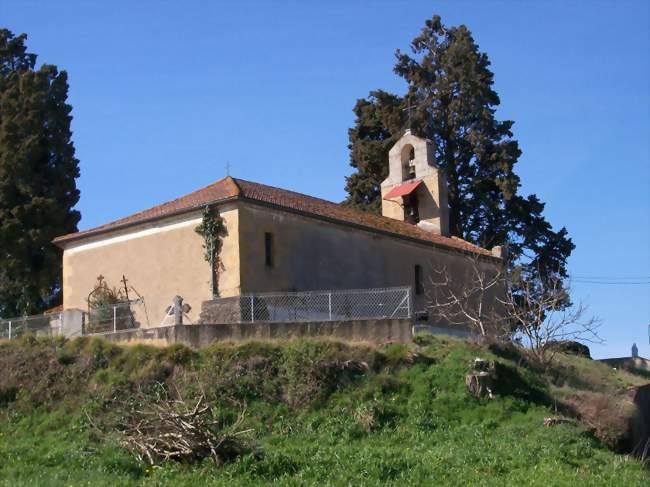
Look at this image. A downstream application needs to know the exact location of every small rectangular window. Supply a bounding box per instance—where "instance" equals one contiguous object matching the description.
[415,265,423,295]
[264,232,274,268]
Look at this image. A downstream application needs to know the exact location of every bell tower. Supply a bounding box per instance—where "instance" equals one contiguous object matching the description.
[380,130,449,236]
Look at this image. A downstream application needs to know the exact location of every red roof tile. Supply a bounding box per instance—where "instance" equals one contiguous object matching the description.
[53,177,240,244]
[383,180,422,199]
[53,176,494,257]
[44,304,63,315]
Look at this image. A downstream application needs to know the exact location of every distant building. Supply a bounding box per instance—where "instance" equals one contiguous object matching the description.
[599,342,649,373]
[54,131,503,328]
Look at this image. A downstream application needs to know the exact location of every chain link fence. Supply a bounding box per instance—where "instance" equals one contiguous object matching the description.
[201,287,412,324]
[1,288,411,340]
[0,300,148,340]
[0,313,63,340]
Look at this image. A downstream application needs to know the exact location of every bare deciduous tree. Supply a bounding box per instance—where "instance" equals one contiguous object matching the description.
[500,270,602,364]
[426,256,602,365]
[426,255,507,337]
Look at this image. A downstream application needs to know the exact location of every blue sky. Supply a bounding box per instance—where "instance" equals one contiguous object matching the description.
[3,1,648,358]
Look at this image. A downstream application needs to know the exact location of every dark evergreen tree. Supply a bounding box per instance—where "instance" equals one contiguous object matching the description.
[344,91,404,213]
[0,29,80,317]
[344,15,573,278]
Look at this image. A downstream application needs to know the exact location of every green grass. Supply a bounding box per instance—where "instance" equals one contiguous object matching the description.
[0,335,648,486]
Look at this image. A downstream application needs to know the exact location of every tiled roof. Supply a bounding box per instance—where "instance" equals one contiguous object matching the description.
[53,177,240,244]
[53,176,494,257]
[44,304,63,315]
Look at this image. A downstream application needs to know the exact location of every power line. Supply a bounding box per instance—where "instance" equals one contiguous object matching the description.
[571,280,650,285]
[572,275,650,280]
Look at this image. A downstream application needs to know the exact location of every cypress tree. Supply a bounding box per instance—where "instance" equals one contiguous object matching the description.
[0,29,80,316]
[344,15,573,278]
[344,91,404,213]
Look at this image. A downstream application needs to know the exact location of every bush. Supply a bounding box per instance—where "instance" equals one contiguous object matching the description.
[546,340,592,359]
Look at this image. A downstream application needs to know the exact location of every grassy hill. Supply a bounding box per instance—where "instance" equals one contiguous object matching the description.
[0,334,648,486]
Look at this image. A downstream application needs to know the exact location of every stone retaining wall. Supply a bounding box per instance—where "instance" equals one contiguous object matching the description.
[99,319,412,348]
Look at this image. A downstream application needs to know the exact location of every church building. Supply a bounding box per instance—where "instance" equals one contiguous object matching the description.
[53,131,503,327]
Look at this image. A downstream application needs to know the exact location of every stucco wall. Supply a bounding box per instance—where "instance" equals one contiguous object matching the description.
[61,205,240,326]
[237,201,501,326]
[60,197,501,332]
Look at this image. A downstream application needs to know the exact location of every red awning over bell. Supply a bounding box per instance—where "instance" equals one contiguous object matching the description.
[383,180,422,200]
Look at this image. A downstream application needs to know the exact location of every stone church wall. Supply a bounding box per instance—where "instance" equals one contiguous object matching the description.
[237,202,502,329]
[60,204,241,326]
[60,198,501,332]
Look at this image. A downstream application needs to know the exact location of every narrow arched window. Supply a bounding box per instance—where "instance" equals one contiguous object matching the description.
[401,144,416,180]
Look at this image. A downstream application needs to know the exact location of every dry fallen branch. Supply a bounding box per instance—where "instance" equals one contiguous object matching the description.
[543,417,574,427]
[119,393,253,466]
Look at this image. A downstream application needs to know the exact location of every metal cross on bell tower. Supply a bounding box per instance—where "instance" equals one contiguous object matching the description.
[402,96,416,133]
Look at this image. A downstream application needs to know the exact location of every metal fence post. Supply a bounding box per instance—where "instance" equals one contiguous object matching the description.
[8,320,11,340]
[407,289,411,318]
[59,312,63,336]
[250,296,255,323]
[328,292,332,321]
[113,305,117,333]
